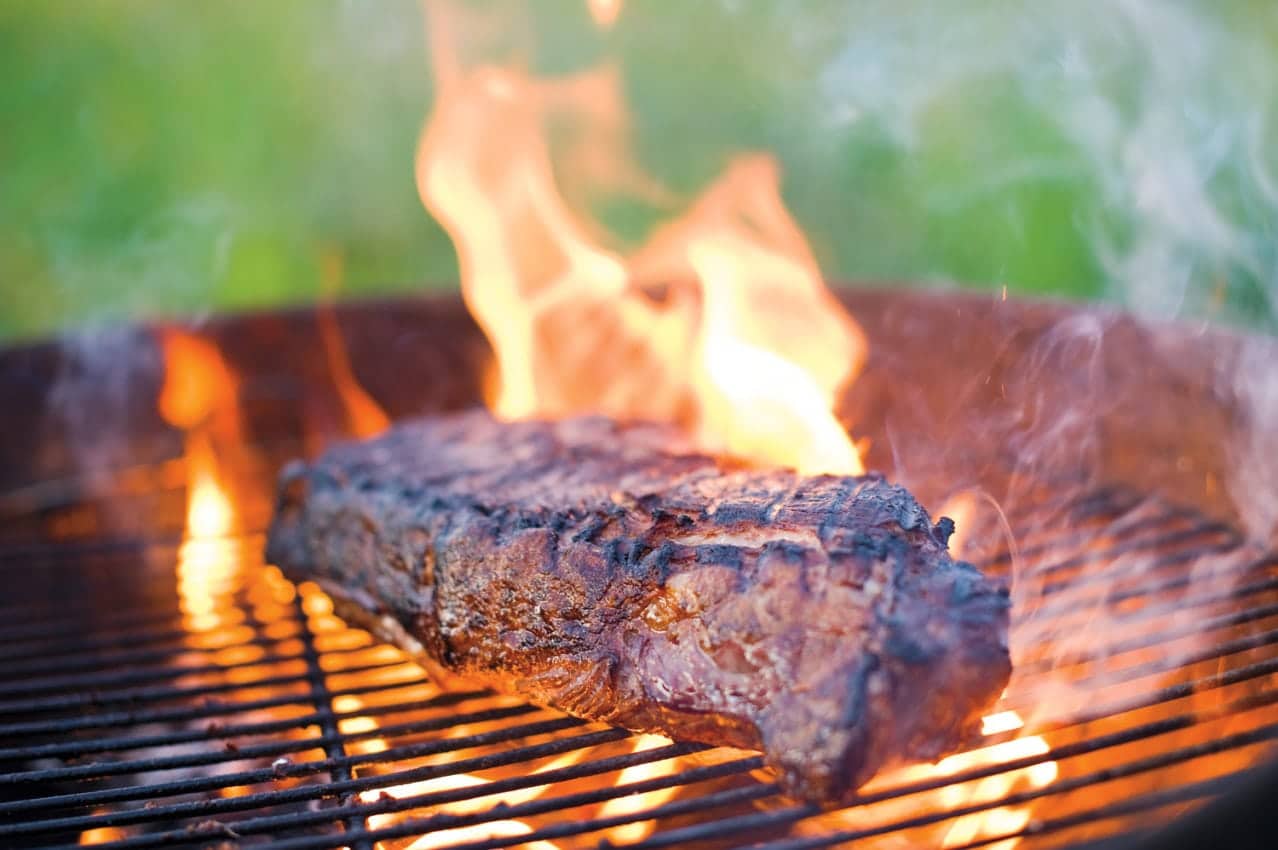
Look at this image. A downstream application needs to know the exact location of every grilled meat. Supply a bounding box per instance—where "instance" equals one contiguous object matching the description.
[266,410,1011,804]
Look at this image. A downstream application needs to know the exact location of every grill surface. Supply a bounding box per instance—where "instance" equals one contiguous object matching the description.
[1,290,1276,849]
[3,464,1277,849]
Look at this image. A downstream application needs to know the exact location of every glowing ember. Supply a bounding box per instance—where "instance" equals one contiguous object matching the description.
[416,0,866,475]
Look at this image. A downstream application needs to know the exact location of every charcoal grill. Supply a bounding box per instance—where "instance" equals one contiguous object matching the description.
[1,289,1276,849]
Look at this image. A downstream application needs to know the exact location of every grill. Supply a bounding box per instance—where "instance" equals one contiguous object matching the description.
[1,289,1276,849]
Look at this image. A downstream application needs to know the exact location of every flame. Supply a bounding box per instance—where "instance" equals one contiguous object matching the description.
[318,249,390,438]
[890,709,1056,850]
[340,678,575,850]
[814,706,1057,849]
[586,0,621,29]
[79,822,126,845]
[347,717,687,849]
[594,734,682,843]
[326,625,688,850]
[175,431,237,629]
[402,820,560,850]
[937,710,1057,850]
[158,330,240,439]
[416,0,865,475]
[937,492,981,560]
[158,329,242,628]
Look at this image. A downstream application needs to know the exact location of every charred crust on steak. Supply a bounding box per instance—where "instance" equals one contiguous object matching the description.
[266,409,1011,805]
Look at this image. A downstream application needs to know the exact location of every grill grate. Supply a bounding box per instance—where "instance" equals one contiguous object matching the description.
[2,471,1276,850]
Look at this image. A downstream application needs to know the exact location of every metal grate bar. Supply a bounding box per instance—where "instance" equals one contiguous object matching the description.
[0,610,186,649]
[0,595,276,650]
[69,748,758,850]
[1008,625,1278,716]
[0,672,454,737]
[0,641,385,700]
[0,536,183,567]
[1,472,1273,850]
[0,658,408,718]
[249,779,782,850]
[0,689,491,762]
[0,589,182,625]
[1010,569,1278,664]
[937,775,1236,850]
[1033,539,1248,603]
[867,692,1278,805]
[971,487,1181,565]
[0,624,225,668]
[8,603,1270,786]
[1015,544,1261,623]
[0,630,307,681]
[39,682,1278,849]
[748,770,1249,850]
[1018,598,1278,676]
[655,721,1278,850]
[995,614,1278,718]
[1,724,628,839]
[296,594,372,850]
[997,506,1227,566]
[1008,520,1241,584]
[1031,656,1278,738]
[0,702,542,786]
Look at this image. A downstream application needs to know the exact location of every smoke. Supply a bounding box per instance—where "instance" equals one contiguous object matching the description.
[812,0,1277,326]
[50,326,164,485]
[808,0,1278,526]
[1227,337,1278,542]
[47,195,236,328]
[801,0,1278,740]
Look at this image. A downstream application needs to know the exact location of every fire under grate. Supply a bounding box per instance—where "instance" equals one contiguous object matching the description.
[2,470,1278,850]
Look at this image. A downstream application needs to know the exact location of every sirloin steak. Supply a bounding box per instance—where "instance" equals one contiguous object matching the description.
[266,410,1011,804]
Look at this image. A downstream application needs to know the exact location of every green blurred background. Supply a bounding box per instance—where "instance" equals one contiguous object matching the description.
[3,0,1276,342]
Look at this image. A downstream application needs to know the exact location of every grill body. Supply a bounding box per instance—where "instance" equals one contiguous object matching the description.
[1,289,1275,849]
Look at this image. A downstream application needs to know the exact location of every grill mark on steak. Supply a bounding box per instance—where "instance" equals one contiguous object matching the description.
[265,409,1011,805]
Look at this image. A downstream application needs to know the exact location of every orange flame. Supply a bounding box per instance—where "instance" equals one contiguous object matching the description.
[157,329,241,629]
[594,734,682,843]
[339,671,576,850]
[158,330,241,444]
[937,710,1057,850]
[79,821,126,845]
[586,0,621,29]
[318,250,391,438]
[833,706,1057,849]
[416,0,865,475]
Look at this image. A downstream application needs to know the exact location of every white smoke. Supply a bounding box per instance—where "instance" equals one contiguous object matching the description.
[813,0,1277,325]
[809,0,1278,545]
[803,0,1278,736]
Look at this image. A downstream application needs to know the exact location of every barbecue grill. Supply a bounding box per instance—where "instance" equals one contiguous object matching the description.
[2,288,1276,849]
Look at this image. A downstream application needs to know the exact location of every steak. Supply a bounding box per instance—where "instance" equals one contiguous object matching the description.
[266,410,1011,804]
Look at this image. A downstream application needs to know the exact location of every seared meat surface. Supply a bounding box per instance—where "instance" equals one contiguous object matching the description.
[266,410,1010,804]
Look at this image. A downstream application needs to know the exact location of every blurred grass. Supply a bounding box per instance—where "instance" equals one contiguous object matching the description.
[2,1,1275,341]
